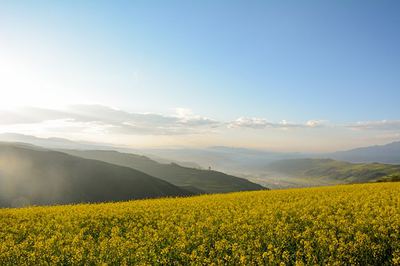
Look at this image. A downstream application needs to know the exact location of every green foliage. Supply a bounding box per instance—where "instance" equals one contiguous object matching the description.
[268,158,400,184]
[1,183,400,265]
[377,173,400,183]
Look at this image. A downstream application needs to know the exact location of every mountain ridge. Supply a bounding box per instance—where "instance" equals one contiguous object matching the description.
[327,141,400,164]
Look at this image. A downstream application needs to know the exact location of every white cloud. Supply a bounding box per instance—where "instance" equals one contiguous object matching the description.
[228,117,270,129]
[348,120,400,131]
[0,105,220,136]
[306,120,325,128]
[5,105,399,139]
[229,117,326,129]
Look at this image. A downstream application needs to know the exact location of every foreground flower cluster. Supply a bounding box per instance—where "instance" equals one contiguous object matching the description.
[0,183,399,265]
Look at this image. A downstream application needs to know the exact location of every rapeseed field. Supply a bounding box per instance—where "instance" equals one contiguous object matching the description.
[0,183,399,265]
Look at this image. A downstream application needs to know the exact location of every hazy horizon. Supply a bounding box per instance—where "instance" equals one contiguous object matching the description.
[1,1,399,152]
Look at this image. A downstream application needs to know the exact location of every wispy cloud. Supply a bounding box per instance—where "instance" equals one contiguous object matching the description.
[0,105,220,135]
[228,117,326,129]
[3,105,398,138]
[0,107,67,125]
[348,120,400,131]
[228,117,270,129]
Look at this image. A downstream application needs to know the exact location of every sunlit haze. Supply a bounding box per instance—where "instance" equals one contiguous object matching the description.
[1,1,399,152]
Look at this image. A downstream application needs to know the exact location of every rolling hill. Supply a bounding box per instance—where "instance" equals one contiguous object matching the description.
[61,149,266,193]
[0,143,192,207]
[267,158,400,184]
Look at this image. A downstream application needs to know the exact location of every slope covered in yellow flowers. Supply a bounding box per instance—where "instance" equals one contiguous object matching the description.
[1,183,400,265]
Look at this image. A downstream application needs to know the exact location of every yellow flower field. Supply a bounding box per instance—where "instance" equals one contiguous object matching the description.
[1,183,400,265]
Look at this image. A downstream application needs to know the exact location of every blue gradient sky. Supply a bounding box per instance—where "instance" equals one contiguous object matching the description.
[0,1,399,151]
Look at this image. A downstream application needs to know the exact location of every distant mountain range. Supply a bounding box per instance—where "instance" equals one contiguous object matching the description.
[2,133,399,166]
[326,141,400,164]
[0,133,121,150]
[0,143,192,207]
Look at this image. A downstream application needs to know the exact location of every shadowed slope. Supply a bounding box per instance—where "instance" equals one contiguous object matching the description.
[0,143,192,207]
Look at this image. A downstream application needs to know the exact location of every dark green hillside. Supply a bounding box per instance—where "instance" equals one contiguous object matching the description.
[62,150,266,193]
[377,173,400,183]
[0,143,192,207]
[268,158,400,183]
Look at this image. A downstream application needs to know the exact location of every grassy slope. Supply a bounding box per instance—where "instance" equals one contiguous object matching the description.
[0,143,192,207]
[377,173,400,182]
[0,183,399,265]
[267,158,400,183]
[62,149,265,193]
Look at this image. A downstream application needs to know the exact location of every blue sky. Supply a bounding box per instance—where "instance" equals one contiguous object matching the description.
[0,1,399,151]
